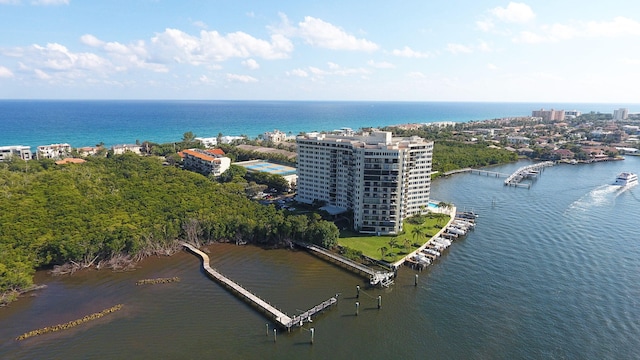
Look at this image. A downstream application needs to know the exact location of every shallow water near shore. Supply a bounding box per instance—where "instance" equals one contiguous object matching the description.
[2,157,640,359]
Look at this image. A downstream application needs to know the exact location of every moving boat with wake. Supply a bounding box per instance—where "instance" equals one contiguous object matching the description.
[613,172,638,187]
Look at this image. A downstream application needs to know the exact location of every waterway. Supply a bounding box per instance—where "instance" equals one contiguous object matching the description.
[1,157,640,359]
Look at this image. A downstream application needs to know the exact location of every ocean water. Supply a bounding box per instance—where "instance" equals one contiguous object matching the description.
[1,100,637,149]
[1,157,640,359]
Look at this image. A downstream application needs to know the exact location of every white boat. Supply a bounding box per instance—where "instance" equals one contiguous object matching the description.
[613,172,638,187]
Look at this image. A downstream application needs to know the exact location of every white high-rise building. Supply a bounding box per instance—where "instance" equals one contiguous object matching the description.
[613,108,629,120]
[296,131,433,235]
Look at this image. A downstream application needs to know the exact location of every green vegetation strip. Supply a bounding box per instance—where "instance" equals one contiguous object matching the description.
[338,213,450,261]
[16,304,123,341]
[136,276,180,285]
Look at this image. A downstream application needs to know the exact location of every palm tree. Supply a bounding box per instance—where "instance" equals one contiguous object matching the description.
[378,246,388,259]
[403,238,411,253]
[388,237,398,249]
[411,226,424,243]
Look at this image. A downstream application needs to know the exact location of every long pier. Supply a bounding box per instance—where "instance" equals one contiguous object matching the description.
[443,168,508,177]
[504,161,554,188]
[182,242,337,330]
[296,242,395,287]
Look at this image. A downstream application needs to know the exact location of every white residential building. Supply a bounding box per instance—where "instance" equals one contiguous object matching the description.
[182,149,231,176]
[195,137,218,148]
[613,108,629,120]
[296,131,433,235]
[263,129,288,143]
[220,135,245,144]
[37,143,71,160]
[0,145,32,161]
[111,144,142,155]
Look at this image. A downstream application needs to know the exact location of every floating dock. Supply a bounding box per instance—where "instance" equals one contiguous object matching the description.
[182,242,337,330]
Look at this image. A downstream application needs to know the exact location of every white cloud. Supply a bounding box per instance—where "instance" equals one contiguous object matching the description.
[192,20,208,30]
[490,2,535,24]
[0,65,14,77]
[476,20,495,32]
[34,68,51,79]
[289,63,370,81]
[1,0,69,4]
[585,16,640,37]
[621,57,640,65]
[407,71,426,79]
[80,34,168,73]
[391,46,430,58]
[296,16,379,51]
[367,60,395,69]
[446,43,473,54]
[327,61,340,70]
[32,0,69,5]
[226,73,258,83]
[242,58,260,70]
[199,74,214,83]
[151,28,293,64]
[477,41,492,52]
[514,16,640,44]
[487,63,499,70]
[287,68,308,77]
[29,43,110,71]
[80,34,105,47]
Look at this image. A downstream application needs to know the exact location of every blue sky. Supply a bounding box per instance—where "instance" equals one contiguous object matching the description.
[1,0,639,101]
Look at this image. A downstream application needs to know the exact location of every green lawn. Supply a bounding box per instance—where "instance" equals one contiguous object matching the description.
[338,213,450,262]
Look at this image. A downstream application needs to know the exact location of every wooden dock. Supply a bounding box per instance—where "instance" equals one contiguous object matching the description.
[295,242,395,287]
[182,242,337,330]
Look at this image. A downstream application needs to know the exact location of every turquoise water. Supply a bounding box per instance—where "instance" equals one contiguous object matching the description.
[2,157,639,359]
[2,100,638,149]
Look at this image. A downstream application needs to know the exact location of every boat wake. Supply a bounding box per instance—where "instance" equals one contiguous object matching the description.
[567,184,624,212]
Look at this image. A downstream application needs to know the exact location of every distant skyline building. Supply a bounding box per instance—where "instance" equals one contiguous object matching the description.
[296,130,433,235]
[564,110,582,119]
[532,109,565,121]
[613,108,629,120]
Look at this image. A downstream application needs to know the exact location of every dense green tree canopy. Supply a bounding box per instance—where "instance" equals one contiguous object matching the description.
[0,154,337,301]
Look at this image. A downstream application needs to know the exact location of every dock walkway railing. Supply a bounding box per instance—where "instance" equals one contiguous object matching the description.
[181,242,337,330]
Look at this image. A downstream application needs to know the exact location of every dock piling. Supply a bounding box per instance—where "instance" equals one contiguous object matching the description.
[273,328,277,343]
[356,301,360,316]
[415,274,419,286]
[310,328,315,344]
[356,285,360,298]
[377,295,382,309]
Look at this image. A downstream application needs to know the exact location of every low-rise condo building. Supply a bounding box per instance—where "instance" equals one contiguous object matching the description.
[111,144,142,155]
[0,145,32,161]
[182,148,231,176]
[296,130,433,235]
[37,143,71,160]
